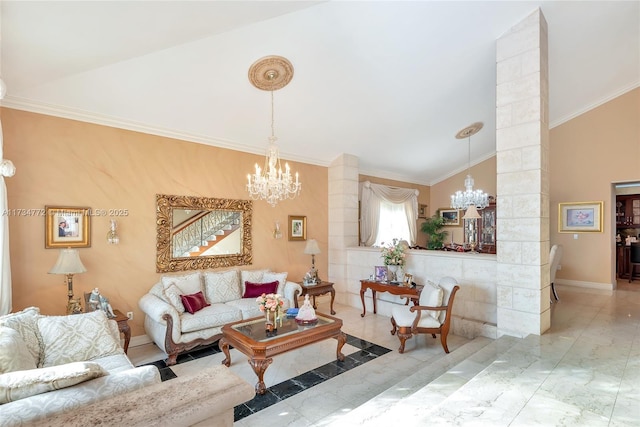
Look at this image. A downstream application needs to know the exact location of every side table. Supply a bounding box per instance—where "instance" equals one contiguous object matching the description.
[112,309,131,354]
[295,281,336,315]
[359,280,423,317]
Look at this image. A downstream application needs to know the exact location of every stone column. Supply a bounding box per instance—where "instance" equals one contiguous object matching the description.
[495,8,550,337]
[327,154,359,295]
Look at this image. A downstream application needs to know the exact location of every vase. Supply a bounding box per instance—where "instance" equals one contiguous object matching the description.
[388,265,398,282]
[265,310,275,332]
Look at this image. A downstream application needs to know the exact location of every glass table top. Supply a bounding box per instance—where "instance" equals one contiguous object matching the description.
[231,314,334,342]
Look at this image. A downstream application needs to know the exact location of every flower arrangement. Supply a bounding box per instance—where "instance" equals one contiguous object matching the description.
[380,238,406,266]
[256,293,284,312]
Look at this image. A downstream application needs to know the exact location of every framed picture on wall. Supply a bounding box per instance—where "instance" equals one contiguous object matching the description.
[418,204,428,219]
[45,206,91,248]
[558,201,603,233]
[439,208,460,226]
[288,215,307,241]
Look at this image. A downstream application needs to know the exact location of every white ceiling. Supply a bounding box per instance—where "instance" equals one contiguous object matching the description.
[1,1,638,185]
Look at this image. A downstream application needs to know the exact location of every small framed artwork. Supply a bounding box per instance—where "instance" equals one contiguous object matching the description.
[418,204,428,219]
[288,215,307,241]
[558,201,603,233]
[374,266,388,282]
[440,208,460,226]
[45,206,91,248]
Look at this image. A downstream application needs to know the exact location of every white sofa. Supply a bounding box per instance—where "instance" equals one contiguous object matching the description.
[139,268,302,365]
[0,307,161,426]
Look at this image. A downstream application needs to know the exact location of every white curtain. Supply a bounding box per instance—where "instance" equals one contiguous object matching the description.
[359,181,419,246]
[0,79,16,315]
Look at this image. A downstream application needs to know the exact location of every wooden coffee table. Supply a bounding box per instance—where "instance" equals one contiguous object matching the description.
[219,313,346,395]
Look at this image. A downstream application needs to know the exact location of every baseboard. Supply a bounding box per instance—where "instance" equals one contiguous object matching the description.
[129,334,153,348]
[555,279,613,291]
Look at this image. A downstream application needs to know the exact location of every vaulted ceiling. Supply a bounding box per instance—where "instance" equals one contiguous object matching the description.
[1,1,638,185]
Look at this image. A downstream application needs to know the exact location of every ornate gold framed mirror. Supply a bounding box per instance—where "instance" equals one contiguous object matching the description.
[156,194,252,273]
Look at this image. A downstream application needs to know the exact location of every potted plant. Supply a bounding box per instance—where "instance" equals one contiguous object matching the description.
[421,214,448,250]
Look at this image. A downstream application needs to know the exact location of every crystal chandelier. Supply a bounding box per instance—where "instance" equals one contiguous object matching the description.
[246,56,301,207]
[450,122,489,210]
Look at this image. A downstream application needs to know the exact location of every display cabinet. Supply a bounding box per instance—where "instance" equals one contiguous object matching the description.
[464,203,496,254]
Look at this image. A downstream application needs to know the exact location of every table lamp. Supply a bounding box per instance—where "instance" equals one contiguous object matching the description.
[463,204,481,253]
[48,248,87,314]
[303,239,321,284]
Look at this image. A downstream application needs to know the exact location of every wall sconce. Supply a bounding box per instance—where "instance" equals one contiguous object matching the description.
[107,219,119,244]
[273,220,282,239]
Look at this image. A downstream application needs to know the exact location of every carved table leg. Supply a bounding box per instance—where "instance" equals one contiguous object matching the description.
[249,358,273,395]
[336,331,346,361]
[219,338,231,367]
[360,288,367,317]
[372,290,378,314]
[330,288,336,315]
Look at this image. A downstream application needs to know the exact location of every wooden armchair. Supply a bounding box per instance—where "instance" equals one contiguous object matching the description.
[390,276,459,353]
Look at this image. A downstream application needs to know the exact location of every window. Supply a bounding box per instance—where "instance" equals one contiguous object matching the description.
[373,200,411,246]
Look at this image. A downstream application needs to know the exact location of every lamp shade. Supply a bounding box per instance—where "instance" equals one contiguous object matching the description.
[463,204,481,220]
[48,248,87,275]
[303,239,321,255]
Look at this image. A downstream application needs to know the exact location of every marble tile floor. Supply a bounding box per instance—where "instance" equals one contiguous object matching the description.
[128,281,640,426]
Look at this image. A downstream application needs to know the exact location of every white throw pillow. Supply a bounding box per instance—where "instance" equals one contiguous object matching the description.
[37,310,123,368]
[0,307,42,368]
[263,272,288,296]
[419,280,444,320]
[204,270,241,303]
[240,269,269,296]
[0,327,37,374]
[161,272,202,295]
[162,283,186,313]
[0,361,107,404]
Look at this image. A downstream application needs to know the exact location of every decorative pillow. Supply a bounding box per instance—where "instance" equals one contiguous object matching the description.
[161,272,202,295]
[0,307,42,368]
[162,283,186,313]
[240,269,268,296]
[263,271,288,296]
[0,327,37,374]
[37,310,123,368]
[420,280,444,320]
[243,281,279,298]
[204,270,241,303]
[180,291,210,314]
[0,361,107,404]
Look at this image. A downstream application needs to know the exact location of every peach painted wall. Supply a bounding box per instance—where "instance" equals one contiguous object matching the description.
[429,157,497,244]
[358,174,431,247]
[2,108,328,336]
[550,88,640,286]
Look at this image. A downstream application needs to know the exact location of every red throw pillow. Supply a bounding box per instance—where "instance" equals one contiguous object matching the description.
[180,291,210,314]
[243,281,279,298]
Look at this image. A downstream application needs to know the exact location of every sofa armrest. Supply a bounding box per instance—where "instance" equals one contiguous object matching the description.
[138,293,178,326]
[33,366,255,427]
[284,280,303,305]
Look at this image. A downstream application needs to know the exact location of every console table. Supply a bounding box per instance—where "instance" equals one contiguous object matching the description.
[359,280,422,317]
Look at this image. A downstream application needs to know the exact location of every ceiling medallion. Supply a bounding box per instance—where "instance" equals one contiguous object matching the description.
[455,122,483,140]
[248,55,294,91]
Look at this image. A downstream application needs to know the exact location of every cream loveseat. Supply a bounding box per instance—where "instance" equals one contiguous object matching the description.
[0,307,160,426]
[139,268,302,365]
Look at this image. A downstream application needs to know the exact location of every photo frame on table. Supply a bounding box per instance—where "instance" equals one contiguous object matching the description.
[374,266,388,282]
[45,206,91,248]
[403,273,413,287]
[440,208,460,226]
[288,215,307,241]
[558,201,603,233]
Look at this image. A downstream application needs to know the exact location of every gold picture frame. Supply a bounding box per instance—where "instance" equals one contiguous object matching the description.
[45,206,91,248]
[558,201,603,233]
[288,215,307,241]
[439,208,460,226]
